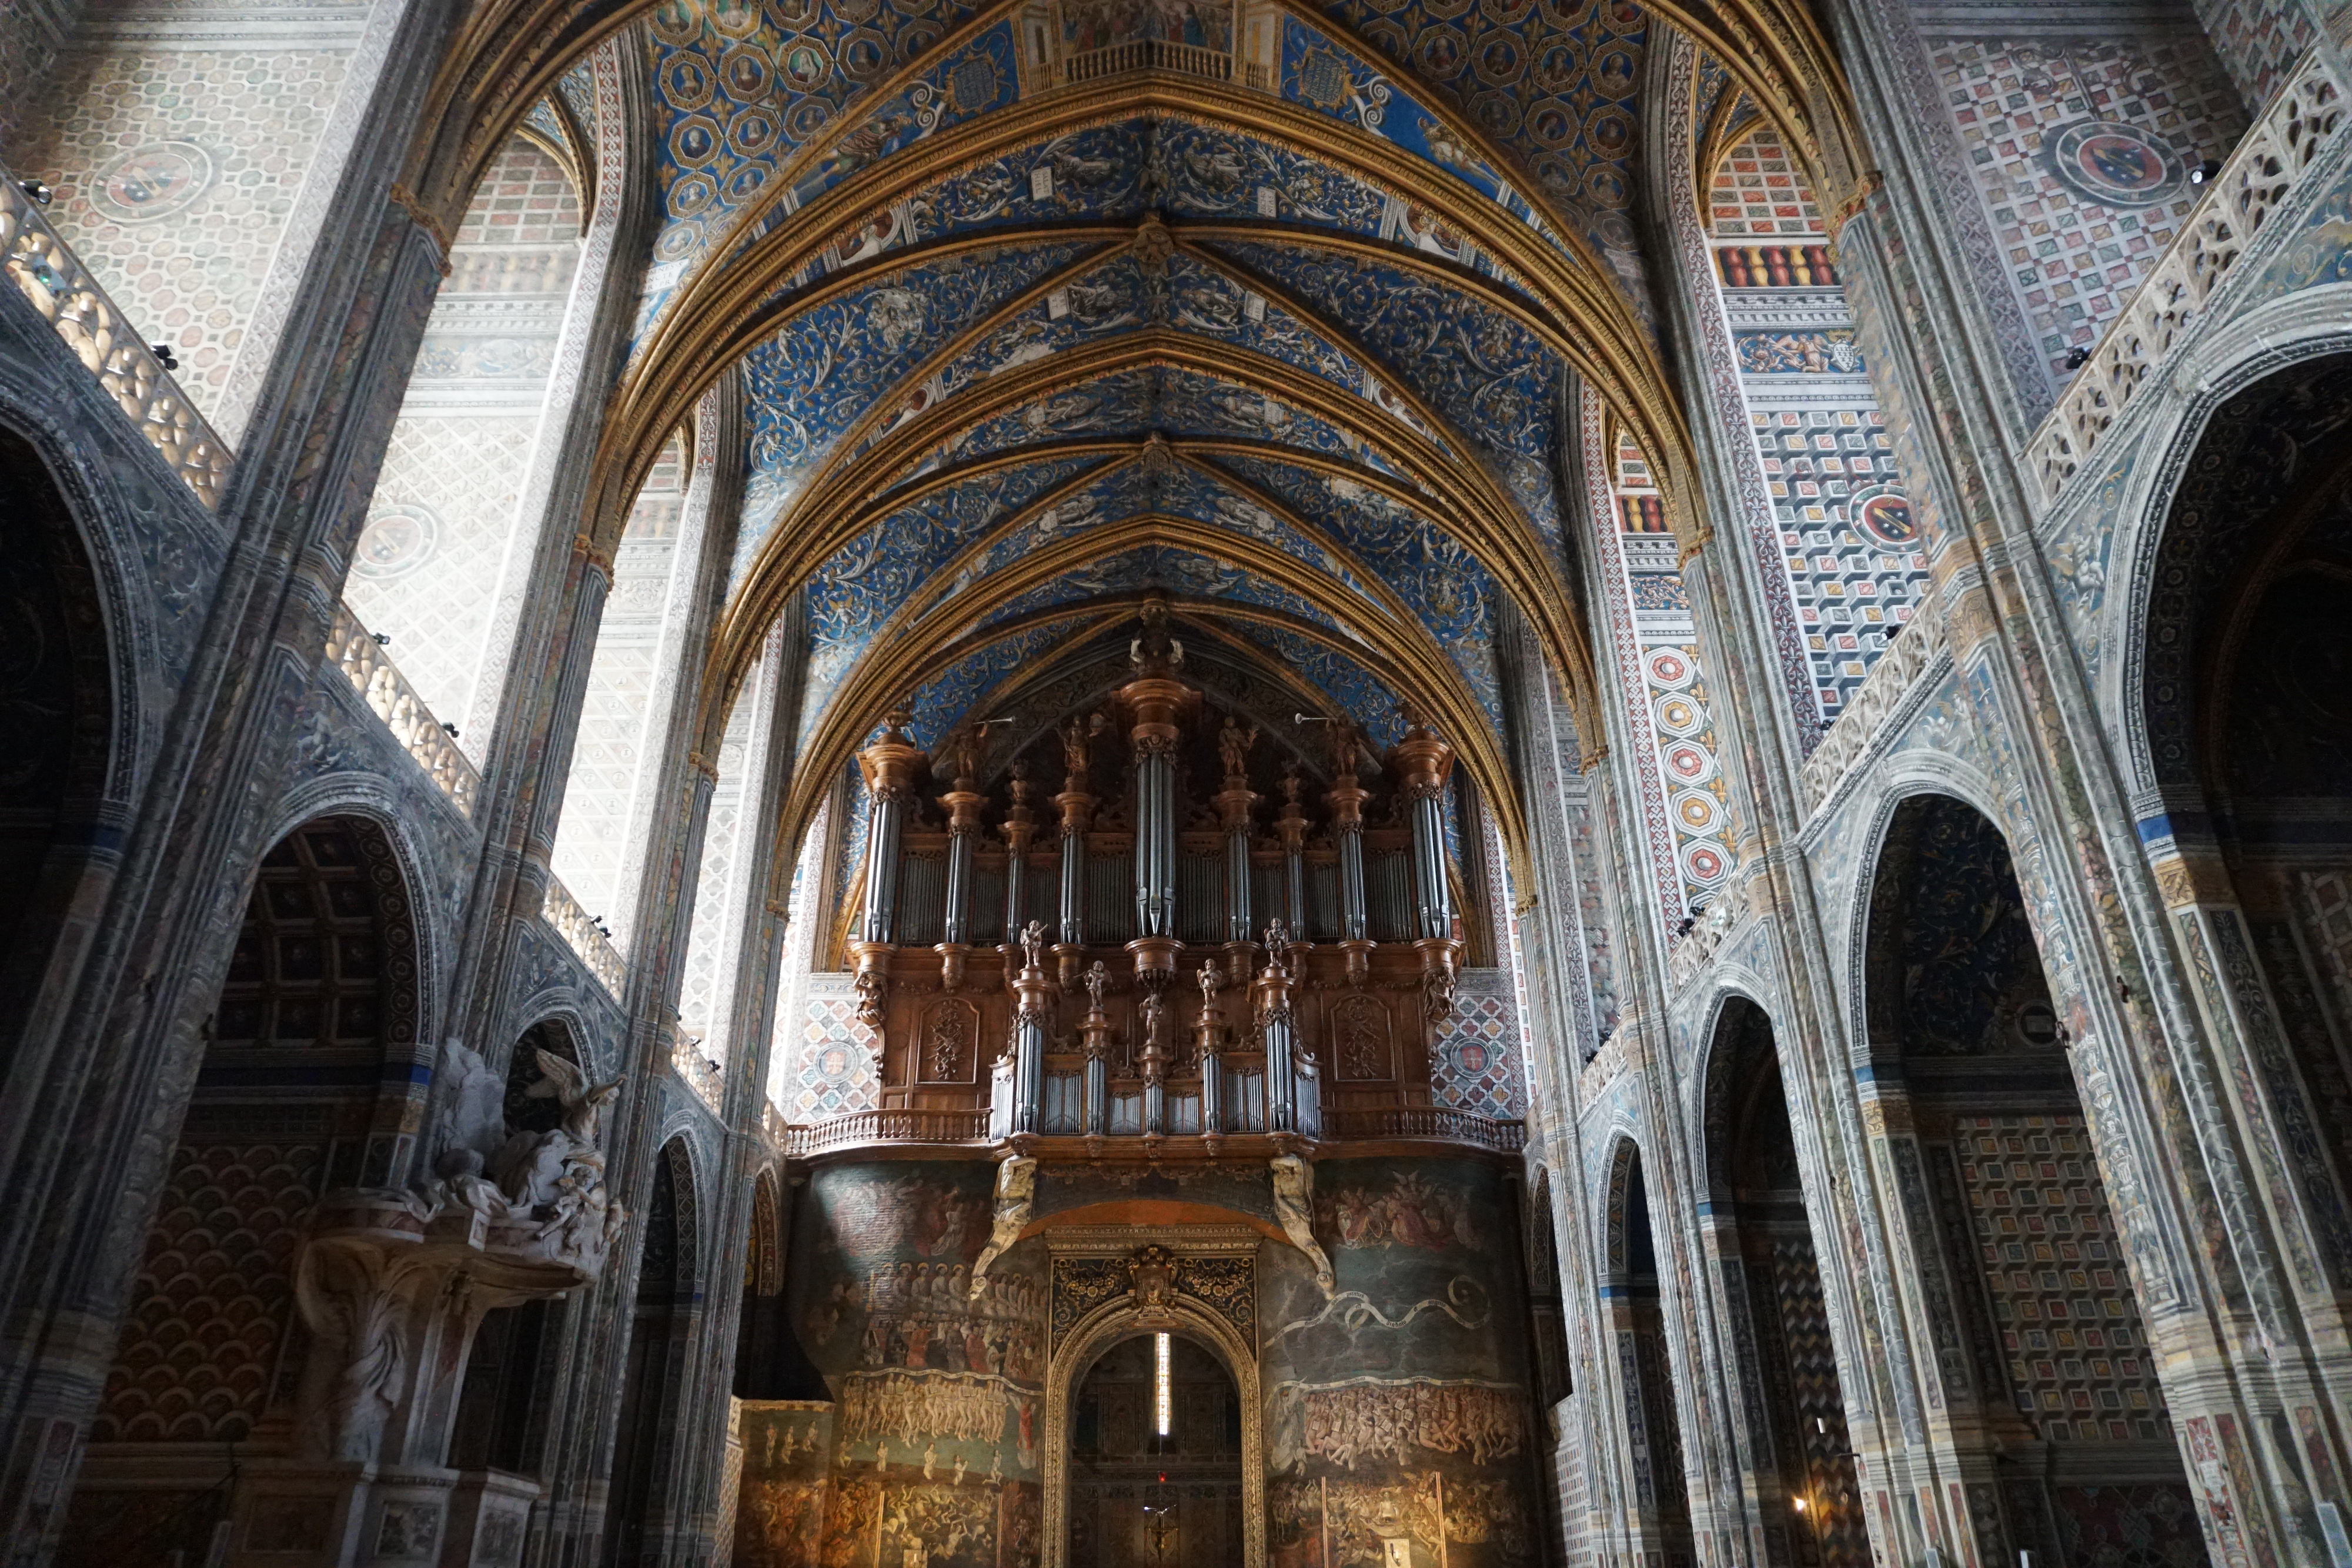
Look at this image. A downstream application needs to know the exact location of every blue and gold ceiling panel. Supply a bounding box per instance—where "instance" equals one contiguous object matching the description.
[1202,236,1563,539]
[1312,0,1649,306]
[906,613,1099,748]
[977,544,1350,637]
[805,450,1111,644]
[640,0,1000,328]
[931,453,1382,616]
[901,362,1365,486]
[1204,449,1498,716]
[734,239,1095,571]
[1218,619,1405,747]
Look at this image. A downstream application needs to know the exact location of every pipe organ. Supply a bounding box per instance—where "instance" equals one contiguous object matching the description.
[842,600,1475,1151]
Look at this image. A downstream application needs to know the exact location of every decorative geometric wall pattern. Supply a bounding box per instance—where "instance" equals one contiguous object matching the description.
[346,135,585,750]
[1953,1115,2171,1442]
[1427,979,1522,1119]
[551,436,689,932]
[93,1142,324,1443]
[788,983,880,1121]
[1919,32,2246,382]
[677,696,757,1052]
[1599,432,1733,918]
[1705,126,1930,720]
[17,17,360,416]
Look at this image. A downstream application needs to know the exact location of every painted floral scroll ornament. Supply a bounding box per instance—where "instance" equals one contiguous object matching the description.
[968,1154,1037,1298]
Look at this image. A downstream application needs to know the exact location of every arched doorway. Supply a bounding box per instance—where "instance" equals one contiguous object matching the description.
[1703,998,1864,1568]
[58,812,420,1564]
[1067,1332,1244,1566]
[604,1138,698,1568]
[2136,353,2352,1258]
[1862,793,2205,1568]
[1602,1138,1695,1568]
[1044,1260,1266,1568]
[0,424,112,1044]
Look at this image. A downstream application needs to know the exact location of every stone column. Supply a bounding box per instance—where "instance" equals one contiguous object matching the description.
[0,3,477,1543]
[1394,713,1462,1023]
[936,727,984,992]
[1255,927,1299,1136]
[850,708,924,1041]
[1325,728,1374,986]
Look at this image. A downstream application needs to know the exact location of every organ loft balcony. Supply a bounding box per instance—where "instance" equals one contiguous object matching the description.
[788,599,1518,1165]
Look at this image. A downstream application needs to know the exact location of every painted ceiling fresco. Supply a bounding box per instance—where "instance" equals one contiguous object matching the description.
[634,0,1656,334]
[622,0,1693,846]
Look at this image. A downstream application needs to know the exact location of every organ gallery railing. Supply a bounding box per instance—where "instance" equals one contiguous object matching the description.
[0,164,232,509]
[2026,50,2346,504]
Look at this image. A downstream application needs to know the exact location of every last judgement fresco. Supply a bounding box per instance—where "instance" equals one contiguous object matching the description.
[4,0,2351,1563]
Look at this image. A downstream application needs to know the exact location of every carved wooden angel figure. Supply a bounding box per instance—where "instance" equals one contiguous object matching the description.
[1217,716,1258,781]
[1019,918,1048,973]
[1084,959,1110,1012]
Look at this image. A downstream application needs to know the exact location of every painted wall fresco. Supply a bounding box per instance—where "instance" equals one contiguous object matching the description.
[770,1160,1050,1567]
[1703,125,1931,722]
[1264,1158,1544,1568]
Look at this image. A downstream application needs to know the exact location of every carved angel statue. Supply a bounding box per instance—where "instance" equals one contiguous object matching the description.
[968,1156,1037,1299]
[1217,717,1258,780]
[1197,962,1221,1009]
[1331,724,1361,783]
[1020,918,1049,973]
[1270,1154,1336,1296]
[1138,990,1167,1062]
[1279,761,1303,807]
[490,1049,622,1213]
[1084,959,1110,1011]
[1060,715,1097,779]
[1264,917,1292,951]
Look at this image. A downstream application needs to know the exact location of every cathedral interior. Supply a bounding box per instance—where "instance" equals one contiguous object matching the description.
[3,0,2352,1563]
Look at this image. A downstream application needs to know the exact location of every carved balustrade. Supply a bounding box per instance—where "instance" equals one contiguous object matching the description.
[1,163,233,507]
[2026,51,2346,504]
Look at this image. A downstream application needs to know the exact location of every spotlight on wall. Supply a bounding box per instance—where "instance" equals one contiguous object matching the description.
[2189,159,2223,185]
[19,179,52,205]
[1792,1497,1809,1514]
[150,342,179,371]
[2063,346,2092,370]
[372,631,391,646]
[442,721,460,737]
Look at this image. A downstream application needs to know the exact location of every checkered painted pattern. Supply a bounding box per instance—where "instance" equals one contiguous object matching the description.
[1708,126,1823,236]
[1429,988,1523,1118]
[455,138,583,248]
[1955,1115,2170,1441]
[789,991,878,1120]
[1926,35,2247,379]
[1702,129,1932,718]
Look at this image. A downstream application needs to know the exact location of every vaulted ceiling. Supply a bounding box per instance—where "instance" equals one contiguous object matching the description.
[560,0,1806,870]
